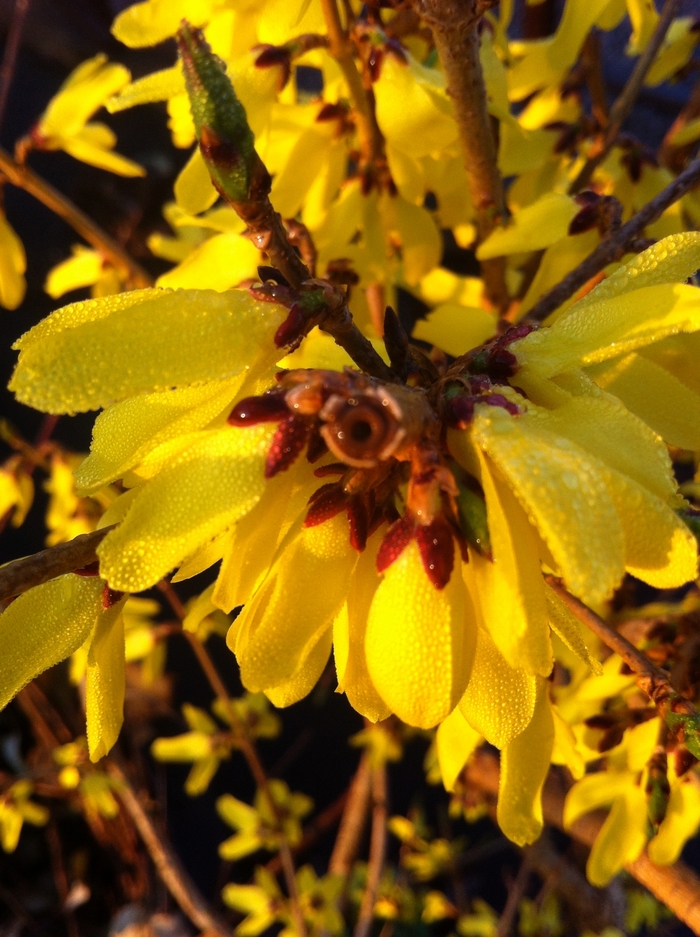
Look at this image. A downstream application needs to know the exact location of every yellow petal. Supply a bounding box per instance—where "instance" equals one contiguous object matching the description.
[335,535,392,723]
[265,628,333,708]
[605,469,697,588]
[507,0,615,100]
[112,0,212,48]
[75,376,244,494]
[374,56,457,158]
[10,288,285,413]
[587,352,700,450]
[39,56,131,139]
[518,230,599,319]
[0,213,26,310]
[157,233,261,291]
[0,574,104,710]
[563,770,637,827]
[174,147,218,216]
[107,65,184,112]
[648,778,700,865]
[574,232,700,310]
[412,304,497,357]
[436,707,481,792]
[473,406,624,607]
[235,514,357,692]
[45,247,102,299]
[86,597,127,762]
[366,541,476,729]
[545,585,602,675]
[213,461,307,612]
[458,623,536,749]
[381,196,442,286]
[514,282,700,377]
[61,130,145,177]
[551,708,585,779]
[477,193,578,260]
[497,679,554,845]
[97,424,274,592]
[468,447,552,675]
[586,785,648,886]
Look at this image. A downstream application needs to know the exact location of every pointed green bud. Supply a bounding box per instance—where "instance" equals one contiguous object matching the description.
[177,22,267,203]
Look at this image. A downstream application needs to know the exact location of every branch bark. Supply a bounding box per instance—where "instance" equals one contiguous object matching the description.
[570,0,682,194]
[465,751,700,935]
[0,527,112,603]
[0,149,152,288]
[526,154,700,322]
[412,0,508,310]
[329,752,372,876]
[354,762,388,937]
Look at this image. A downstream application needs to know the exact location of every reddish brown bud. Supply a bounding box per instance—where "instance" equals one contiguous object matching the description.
[228,392,289,425]
[446,395,474,428]
[675,746,699,777]
[377,514,416,572]
[265,416,310,477]
[274,303,307,347]
[416,518,454,589]
[306,427,328,463]
[483,394,521,416]
[313,463,347,477]
[347,495,370,551]
[304,484,348,527]
[102,585,125,609]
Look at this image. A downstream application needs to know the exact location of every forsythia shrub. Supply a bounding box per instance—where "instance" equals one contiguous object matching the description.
[2,0,700,932]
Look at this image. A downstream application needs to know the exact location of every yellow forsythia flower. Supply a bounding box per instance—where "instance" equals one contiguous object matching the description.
[31,54,145,177]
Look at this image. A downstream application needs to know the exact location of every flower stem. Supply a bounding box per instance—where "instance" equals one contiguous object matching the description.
[329,751,372,876]
[0,147,152,288]
[0,0,30,134]
[413,0,508,310]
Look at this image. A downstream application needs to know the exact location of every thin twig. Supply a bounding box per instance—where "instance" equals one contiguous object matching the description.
[0,147,152,287]
[526,154,700,322]
[354,763,387,937]
[659,74,700,172]
[465,749,700,935]
[266,790,348,875]
[570,0,682,193]
[580,30,608,129]
[0,0,30,134]
[106,761,233,937]
[546,579,694,712]
[496,855,531,937]
[329,751,372,877]
[320,0,384,165]
[0,526,112,603]
[412,0,508,310]
[156,580,308,937]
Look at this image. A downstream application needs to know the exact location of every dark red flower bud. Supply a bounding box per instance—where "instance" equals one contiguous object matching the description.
[347,495,370,551]
[228,392,289,425]
[483,394,521,416]
[675,746,699,777]
[568,203,600,235]
[265,415,310,478]
[377,514,416,572]
[274,303,307,347]
[313,462,347,477]
[368,47,383,82]
[446,395,474,428]
[102,585,125,609]
[416,517,454,589]
[304,483,348,527]
[487,346,518,381]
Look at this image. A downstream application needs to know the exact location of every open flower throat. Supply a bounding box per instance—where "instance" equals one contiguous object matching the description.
[229,324,534,589]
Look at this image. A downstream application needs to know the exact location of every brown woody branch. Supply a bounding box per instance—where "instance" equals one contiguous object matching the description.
[412,0,508,311]
[354,761,388,937]
[570,0,682,194]
[465,750,700,935]
[526,154,700,322]
[0,149,152,288]
[0,527,112,603]
[329,751,372,877]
